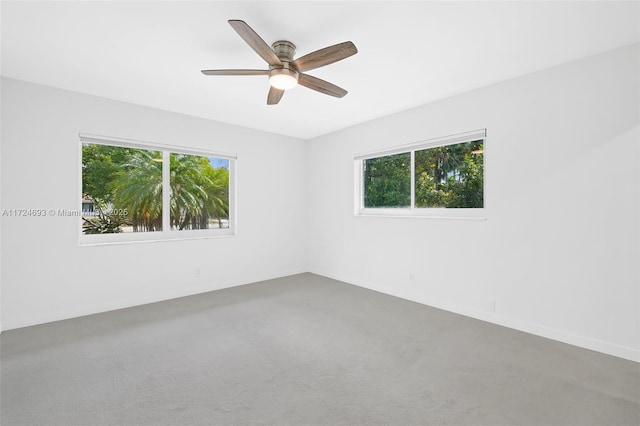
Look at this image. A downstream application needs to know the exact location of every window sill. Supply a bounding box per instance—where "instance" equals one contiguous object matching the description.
[357,208,486,220]
[79,229,235,246]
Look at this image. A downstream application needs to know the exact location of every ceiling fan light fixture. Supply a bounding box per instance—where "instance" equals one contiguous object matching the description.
[269,68,299,90]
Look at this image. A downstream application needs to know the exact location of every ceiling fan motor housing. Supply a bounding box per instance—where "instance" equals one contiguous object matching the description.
[271,40,296,63]
[269,40,299,89]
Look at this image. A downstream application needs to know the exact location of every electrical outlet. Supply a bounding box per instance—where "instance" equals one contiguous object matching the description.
[409,273,415,281]
[488,300,496,312]
[195,268,201,277]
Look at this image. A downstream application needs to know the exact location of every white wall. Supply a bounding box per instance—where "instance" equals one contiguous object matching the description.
[307,44,640,362]
[1,77,307,330]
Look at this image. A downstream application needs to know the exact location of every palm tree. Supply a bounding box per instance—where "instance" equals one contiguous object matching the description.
[170,154,207,230]
[170,154,229,230]
[201,165,229,228]
[112,149,163,231]
[107,150,229,232]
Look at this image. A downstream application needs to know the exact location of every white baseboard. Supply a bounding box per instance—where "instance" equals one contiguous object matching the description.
[311,269,640,363]
[424,296,639,363]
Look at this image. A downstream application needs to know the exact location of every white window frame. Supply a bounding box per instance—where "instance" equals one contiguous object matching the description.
[79,133,237,245]
[354,129,486,220]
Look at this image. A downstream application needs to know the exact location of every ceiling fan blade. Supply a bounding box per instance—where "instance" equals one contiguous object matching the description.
[228,20,282,67]
[267,86,284,105]
[291,41,357,73]
[201,69,269,76]
[298,73,348,98]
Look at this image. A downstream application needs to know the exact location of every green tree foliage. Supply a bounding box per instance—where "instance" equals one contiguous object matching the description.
[170,154,229,230]
[81,144,133,203]
[415,140,483,208]
[111,149,163,232]
[363,152,411,207]
[202,165,230,228]
[82,144,230,233]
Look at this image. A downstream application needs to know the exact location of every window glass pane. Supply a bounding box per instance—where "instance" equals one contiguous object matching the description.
[415,140,483,208]
[170,154,229,230]
[82,144,162,234]
[363,152,411,208]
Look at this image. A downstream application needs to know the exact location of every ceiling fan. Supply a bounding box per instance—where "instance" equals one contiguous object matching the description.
[201,20,358,105]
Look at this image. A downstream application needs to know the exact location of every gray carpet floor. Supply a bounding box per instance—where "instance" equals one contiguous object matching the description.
[1,273,639,425]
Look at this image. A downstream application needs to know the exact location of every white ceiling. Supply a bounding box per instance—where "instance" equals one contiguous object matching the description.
[2,1,639,139]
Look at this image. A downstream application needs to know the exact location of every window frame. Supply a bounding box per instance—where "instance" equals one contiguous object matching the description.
[78,133,236,246]
[355,129,486,220]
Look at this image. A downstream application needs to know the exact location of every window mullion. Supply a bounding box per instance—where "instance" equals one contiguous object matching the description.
[410,150,415,210]
[360,160,365,210]
[162,150,170,232]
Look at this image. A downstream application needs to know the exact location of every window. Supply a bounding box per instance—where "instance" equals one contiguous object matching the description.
[414,140,484,208]
[169,153,230,231]
[80,134,235,244]
[363,152,411,208]
[356,129,485,218]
